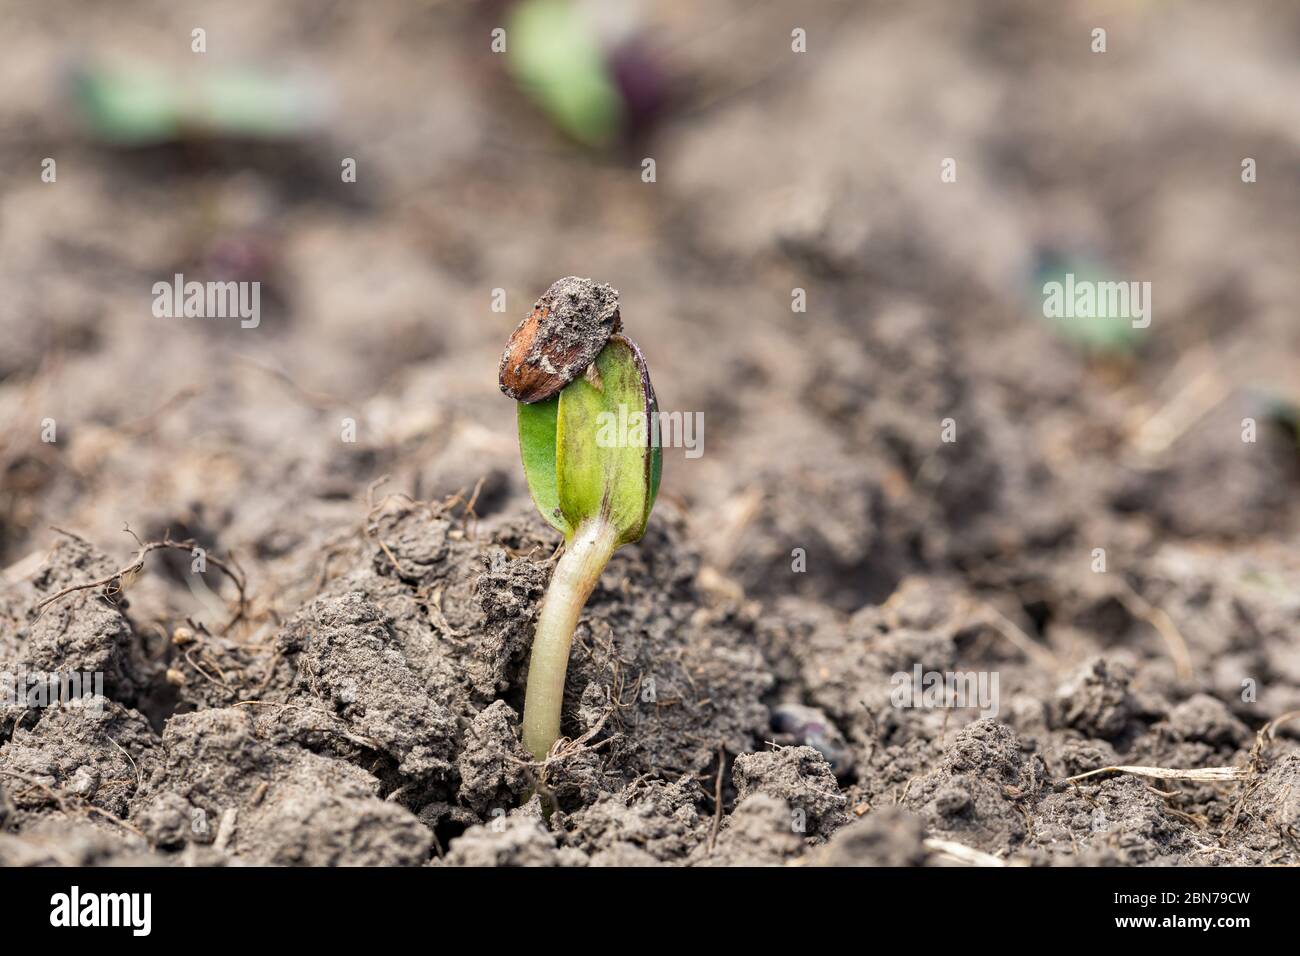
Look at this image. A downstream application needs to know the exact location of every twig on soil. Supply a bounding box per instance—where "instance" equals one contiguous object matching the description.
[547,708,615,762]
[364,475,426,579]
[459,476,485,537]
[183,647,231,691]
[37,525,248,634]
[707,743,725,855]
[85,805,149,840]
[424,585,466,641]
[1071,733,1294,837]
[1113,581,1193,681]
[702,486,762,573]
[0,767,148,841]
[365,474,416,514]
[923,838,1011,867]
[1257,710,1300,744]
[368,532,407,578]
[1164,805,1209,830]
[106,734,142,791]
[1128,345,1232,458]
[234,352,339,410]
[213,808,239,852]
[1064,765,1249,784]
[1225,709,1300,832]
[118,385,202,437]
[252,652,282,695]
[971,600,1060,671]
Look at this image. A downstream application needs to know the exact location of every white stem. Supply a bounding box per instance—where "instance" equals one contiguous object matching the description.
[521,518,620,761]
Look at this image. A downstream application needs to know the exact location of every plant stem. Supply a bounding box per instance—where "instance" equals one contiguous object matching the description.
[522,516,620,761]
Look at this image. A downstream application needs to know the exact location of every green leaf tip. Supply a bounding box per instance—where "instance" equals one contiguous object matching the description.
[515,334,659,546]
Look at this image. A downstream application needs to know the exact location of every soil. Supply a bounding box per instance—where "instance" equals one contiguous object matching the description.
[1,0,1298,867]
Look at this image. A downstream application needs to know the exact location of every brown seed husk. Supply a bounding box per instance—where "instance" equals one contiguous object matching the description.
[498,276,621,403]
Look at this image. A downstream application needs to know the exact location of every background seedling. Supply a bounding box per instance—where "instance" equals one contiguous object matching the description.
[507,0,623,147]
[1033,247,1146,356]
[500,277,660,760]
[505,0,668,146]
[71,65,324,145]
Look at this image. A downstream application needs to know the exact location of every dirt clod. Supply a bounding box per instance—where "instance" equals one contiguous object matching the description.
[732,746,849,841]
[814,806,930,867]
[456,700,533,815]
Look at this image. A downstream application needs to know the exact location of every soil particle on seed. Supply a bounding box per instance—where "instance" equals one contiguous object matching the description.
[732,746,849,841]
[498,276,621,404]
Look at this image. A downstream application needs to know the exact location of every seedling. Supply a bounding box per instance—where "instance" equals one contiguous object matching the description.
[499,277,660,760]
[1033,248,1146,355]
[507,0,623,147]
[71,65,323,146]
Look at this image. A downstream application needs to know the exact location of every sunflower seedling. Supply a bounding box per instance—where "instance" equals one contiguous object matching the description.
[499,277,660,760]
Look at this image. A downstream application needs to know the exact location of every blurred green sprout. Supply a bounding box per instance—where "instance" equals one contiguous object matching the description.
[507,0,623,147]
[71,66,323,145]
[1036,253,1148,356]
